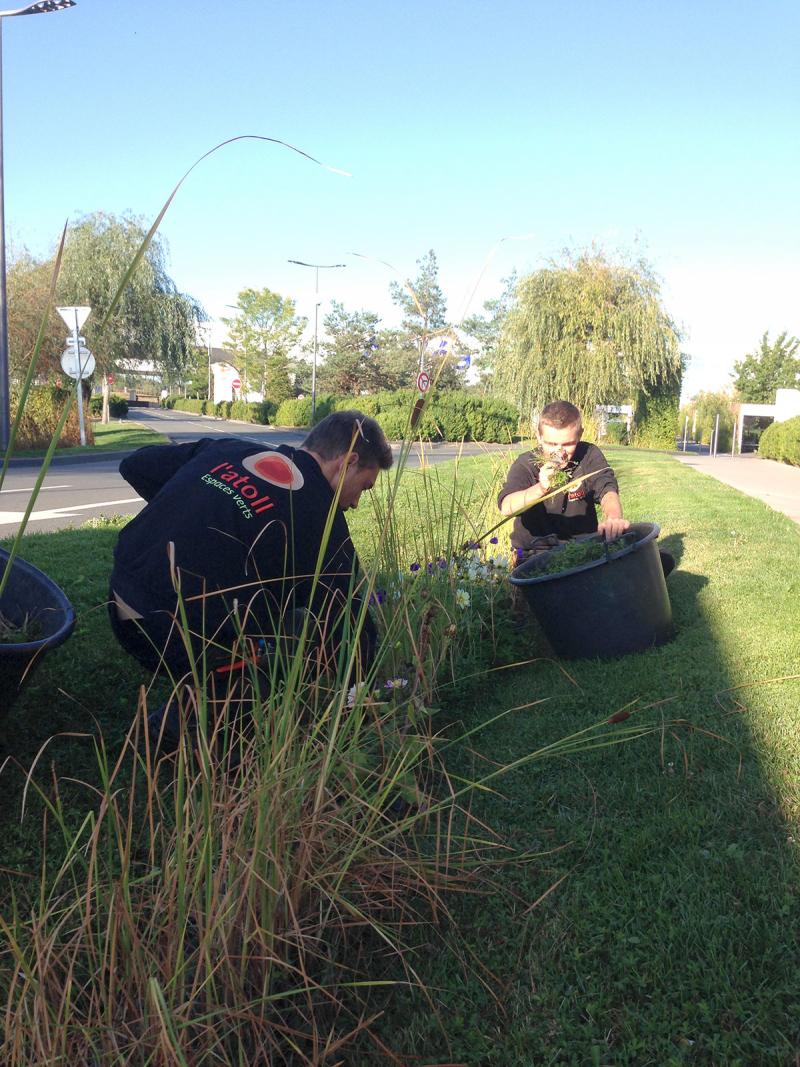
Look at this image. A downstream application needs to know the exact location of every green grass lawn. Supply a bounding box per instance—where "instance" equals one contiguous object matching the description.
[2,447,799,1064]
[11,418,169,457]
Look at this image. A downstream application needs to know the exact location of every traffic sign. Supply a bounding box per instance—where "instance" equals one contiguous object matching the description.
[456,354,471,370]
[416,371,430,392]
[61,347,95,380]
[56,306,91,331]
[107,374,115,385]
[231,377,242,390]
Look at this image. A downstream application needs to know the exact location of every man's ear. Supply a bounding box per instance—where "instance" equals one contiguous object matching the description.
[345,452,359,469]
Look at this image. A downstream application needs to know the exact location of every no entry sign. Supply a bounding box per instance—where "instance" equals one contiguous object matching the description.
[416,371,430,392]
[232,378,242,390]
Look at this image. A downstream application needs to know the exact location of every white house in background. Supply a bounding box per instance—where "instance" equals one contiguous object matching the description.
[736,387,800,452]
[210,347,262,404]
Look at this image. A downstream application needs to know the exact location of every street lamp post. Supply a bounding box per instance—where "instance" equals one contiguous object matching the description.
[0,0,75,454]
[287,259,346,423]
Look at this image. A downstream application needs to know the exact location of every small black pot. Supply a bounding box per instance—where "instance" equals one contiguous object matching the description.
[0,548,76,718]
[510,522,673,659]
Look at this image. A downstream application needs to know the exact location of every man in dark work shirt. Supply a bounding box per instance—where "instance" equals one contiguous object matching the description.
[109,410,393,685]
[498,400,629,551]
[497,400,674,610]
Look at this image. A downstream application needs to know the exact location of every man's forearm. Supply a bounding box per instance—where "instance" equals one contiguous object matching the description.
[499,482,546,517]
[601,491,624,521]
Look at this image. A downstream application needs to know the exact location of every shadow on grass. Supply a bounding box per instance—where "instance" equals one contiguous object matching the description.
[357,545,800,1063]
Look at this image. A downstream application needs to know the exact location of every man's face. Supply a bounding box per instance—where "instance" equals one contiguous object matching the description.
[536,420,582,467]
[338,460,379,511]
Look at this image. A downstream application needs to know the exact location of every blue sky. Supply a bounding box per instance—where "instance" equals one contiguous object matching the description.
[5,0,799,398]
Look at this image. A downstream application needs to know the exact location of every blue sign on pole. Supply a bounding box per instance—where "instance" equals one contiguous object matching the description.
[456,354,471,370]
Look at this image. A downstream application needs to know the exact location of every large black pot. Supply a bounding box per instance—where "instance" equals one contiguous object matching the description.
[509,522,673,660]
[0,548,76,717]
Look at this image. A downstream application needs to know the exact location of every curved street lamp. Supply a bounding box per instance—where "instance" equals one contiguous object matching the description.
[0,0,76,452]
[287,259,346,423]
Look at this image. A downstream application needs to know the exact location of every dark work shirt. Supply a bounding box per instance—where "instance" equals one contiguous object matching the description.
[497,442,619,550]
[111,437,375,666]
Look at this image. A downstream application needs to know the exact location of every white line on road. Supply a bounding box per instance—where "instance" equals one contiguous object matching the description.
[0,497,142,526]
[1,484,71,494]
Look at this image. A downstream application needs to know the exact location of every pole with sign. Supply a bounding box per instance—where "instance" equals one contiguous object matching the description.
[56,306,91,445]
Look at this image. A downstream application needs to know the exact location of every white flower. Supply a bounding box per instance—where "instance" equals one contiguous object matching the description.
[346,682,366,707]
[455,588,471,609]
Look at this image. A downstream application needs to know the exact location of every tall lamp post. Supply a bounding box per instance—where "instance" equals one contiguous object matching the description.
[287,259,346,423]
[0,0,75,454]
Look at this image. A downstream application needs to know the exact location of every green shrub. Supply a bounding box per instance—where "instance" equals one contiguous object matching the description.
[11,385,94,449]
[89,394,129,418]
[632,369,682,450]
[603,421,628,445]
[172,398,205,415]
[759,416,800,466]
[215,401,232,419]
[229,400,276,424]
[331,391,518,442]
[333,394,381,417]
[274,395,334,427]
[376,409,410,441]
[429,394,470,442]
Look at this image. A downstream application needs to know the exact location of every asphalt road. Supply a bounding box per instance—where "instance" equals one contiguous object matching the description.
[1,407,516,535]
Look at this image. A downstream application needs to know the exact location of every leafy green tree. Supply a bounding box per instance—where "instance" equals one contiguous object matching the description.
[371,328,419,391]
[56,212,202,421]
[318,302,382,395]
[389,250,447,374]
[462,272,517,389]
[732,331,800,403]
[8,249,64,383]
[223,287,306,403]
[493,250,682,420]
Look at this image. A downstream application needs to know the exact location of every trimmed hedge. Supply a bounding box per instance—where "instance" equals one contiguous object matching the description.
[230,400,277,424]
[758,416,800,466]
[89,394,129,418]
[332,390,518,442]
[275,395,335,427]
[159,389,519,442]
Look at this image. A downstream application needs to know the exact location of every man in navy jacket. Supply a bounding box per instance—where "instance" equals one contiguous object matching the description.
[109,410,392,685]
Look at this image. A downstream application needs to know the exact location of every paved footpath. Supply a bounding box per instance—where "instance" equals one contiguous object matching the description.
[673,452,800,525]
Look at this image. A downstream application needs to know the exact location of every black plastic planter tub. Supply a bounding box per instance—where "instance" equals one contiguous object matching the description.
[0,549,76,717]
[509,522,673,660]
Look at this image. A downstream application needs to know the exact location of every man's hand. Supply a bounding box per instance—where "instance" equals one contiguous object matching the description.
[598,517,630,540]
[538,462,559,492]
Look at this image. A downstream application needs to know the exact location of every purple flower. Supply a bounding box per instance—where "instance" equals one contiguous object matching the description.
[427,562,434,574]
[384,677,408,690]
[369,589,386,605]
[438,558,447,568]
[410,562,420,573]
[463,539,480,551]
[490,536,499,544]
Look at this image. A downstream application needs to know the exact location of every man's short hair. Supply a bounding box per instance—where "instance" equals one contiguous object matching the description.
[302,410,393,470]
[539,400,582,432]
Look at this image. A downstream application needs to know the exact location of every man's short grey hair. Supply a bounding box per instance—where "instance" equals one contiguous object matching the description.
[302,410,393,470]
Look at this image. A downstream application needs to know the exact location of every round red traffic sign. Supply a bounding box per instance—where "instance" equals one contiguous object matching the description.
[416,371,430,392]
[232,378,242,390]
[107,374,114,384]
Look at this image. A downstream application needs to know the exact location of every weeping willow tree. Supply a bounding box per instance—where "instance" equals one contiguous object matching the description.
[494,250,682,424]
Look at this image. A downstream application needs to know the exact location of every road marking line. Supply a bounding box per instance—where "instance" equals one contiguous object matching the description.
[0,497,142,526]
[0,484,71,494]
